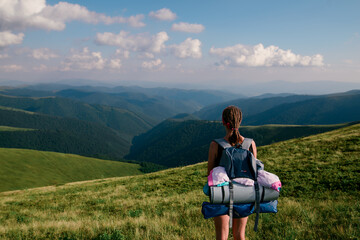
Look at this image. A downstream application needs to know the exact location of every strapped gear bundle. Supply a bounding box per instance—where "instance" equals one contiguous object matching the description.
[202,138,281,231]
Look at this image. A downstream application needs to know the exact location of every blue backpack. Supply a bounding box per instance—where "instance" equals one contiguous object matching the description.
[217,138,262,230]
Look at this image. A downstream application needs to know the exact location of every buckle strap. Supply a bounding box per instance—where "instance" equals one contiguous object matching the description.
[254,181,260,232]
[229,182,234,229]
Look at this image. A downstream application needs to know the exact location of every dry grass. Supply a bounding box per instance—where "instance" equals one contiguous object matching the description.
[0,124,359,239]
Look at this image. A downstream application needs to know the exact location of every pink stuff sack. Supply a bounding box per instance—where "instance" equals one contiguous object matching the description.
[208,166,230,186]
[233,178,254,186]
[258,170,282,192]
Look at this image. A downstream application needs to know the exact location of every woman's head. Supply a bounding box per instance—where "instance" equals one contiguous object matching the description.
[222,105,242,146]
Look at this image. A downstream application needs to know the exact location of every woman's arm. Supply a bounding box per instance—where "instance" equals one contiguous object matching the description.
[207,141,218,175]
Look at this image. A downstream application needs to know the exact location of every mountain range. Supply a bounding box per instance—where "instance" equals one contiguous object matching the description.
[195,90,360,125]
[2,84,240,122]
[0,94,154,142]
[125,119,357,167]
[1,83,360,167]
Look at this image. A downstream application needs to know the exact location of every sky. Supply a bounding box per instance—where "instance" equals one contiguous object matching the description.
[0,0,359,92]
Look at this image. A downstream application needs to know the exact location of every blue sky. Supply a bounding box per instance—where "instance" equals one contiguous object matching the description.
[0,0,359,90]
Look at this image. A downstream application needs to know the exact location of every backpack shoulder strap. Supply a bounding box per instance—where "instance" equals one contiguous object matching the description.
[215,138,253,150]
[214,138,232,149]
[241,138,253,150]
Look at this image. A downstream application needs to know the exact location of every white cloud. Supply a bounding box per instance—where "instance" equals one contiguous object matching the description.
[31,48,58,60]
[170,38,202,59]
[125,15,146,28]
[171,22,205,33]
[62,47,106,71]
[115,49,130,59]
[149,8,176,21]
[210,43,324,67]
[142,58,164,71]
[95,31,169,53]
[61,47,126,71]
[0,53,9,59]
[0,64,23,72]
[151,32,169,53]
[109,59,122,69]
[138,52,155,59]
[0,0,145,32]
[0,31,24,47]
[342,59,353,65]
[33,64,48,71]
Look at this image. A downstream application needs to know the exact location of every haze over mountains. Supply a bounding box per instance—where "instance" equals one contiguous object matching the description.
[1,79,360,96]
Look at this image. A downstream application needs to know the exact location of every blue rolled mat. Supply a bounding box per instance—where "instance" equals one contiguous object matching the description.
[201,200,278,219]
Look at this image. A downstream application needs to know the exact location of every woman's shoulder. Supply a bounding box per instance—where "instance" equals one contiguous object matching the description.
[209,140,219,150]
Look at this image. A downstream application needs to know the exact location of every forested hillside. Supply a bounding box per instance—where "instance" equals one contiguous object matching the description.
[0,94,154,142]
[0,107,129,159]
[126,119,356,167]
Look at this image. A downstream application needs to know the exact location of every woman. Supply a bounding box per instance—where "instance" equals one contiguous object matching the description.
[207,105,257,240]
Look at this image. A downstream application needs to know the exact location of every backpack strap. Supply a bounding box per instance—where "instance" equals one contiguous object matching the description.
[254,181,260,232]
[214,138,253,150]
[214,138,232,149]
[229,182,234,229]
[241,138,253,150]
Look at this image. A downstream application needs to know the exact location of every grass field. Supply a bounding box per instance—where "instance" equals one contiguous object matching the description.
[0,126,35,131]
[0,124,359,239]
[0,148,142,192]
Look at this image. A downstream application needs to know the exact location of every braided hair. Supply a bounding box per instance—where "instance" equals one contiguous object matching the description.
[222,105,242,146]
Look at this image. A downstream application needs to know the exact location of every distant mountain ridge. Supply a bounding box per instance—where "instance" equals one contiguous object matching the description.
[0,94,154,142]
[24,83,241,103]
[55,89,197,122]
[195,90,360,125]
[1,85,359,164]
[125,119,357,167]
[194,94,318,120]
[1,84,241,123]
[245,92,360,125]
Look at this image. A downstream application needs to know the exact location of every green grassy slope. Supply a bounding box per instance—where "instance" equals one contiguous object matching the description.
[0,148,142,192]
[0,124,359,239]
[0,126,34,131]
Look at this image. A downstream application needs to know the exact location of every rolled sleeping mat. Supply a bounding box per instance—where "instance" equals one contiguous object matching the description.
[210,183,279,204]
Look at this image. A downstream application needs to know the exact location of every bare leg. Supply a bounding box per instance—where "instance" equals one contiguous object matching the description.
[214,215,229,240]
[232,217,248,240]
